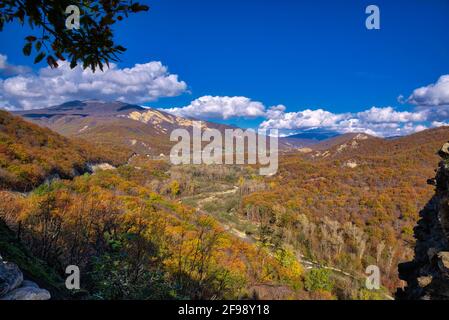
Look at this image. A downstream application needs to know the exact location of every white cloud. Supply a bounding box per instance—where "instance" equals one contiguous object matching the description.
[0,60,187,110]
[2,54,443,138]
[259,106,429,137]
[407,74,449,106]
[265,104,286,119]
[260,108,348,130]
[356,106,426,123]
[431,121,449,128]
[0,54,31,76]
[164,95,266,120]
[163,95,431,137]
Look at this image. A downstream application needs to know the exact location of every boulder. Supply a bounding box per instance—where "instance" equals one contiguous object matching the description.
[417,275,433,288]
[1,286,51,300]
[0,256,23,296]
[0,256,51,300]
[438,142,449,159]
[21,280,40,288]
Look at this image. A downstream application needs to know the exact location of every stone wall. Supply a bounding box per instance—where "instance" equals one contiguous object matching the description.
[397,142,449,299]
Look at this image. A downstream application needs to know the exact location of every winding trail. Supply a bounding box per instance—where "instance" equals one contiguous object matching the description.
[182,185,395,300]
[195,186,240,209]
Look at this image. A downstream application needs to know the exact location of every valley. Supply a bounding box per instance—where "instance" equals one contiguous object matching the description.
[1,101,449,300]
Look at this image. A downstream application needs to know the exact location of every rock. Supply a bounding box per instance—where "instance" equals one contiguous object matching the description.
[1,286,51,300]
[396,157,449,300]
[438,142,449,159]
[0,257,23,296]
[417,275,433,288]
[21,280,40,288]
[343,160,358,168]
[438,252,449,272]
[0,256,51,300]
[298,147,313,153]
[88,163,116,172]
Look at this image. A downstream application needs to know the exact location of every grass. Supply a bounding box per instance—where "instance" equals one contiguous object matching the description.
[185,192,258,237]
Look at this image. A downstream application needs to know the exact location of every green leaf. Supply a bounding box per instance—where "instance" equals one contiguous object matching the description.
[46,56,58,68]
[34,52,46,64]
[25,36,36,42]
[23,43,32,56]
[55,52,65,61]
[70,59,77,69]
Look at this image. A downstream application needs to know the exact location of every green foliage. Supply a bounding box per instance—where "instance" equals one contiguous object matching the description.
[170,180,180,197]
[304,268,334,292]
[0,0,149,71]
[0,218,68,298]
[89,233,179,300]
[356,288,387,300]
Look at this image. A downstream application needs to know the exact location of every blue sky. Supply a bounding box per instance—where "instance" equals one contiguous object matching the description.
[1,0,449,136]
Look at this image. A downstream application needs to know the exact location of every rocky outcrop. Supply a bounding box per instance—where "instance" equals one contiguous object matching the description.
[0,256,23,296]
[0,255,50,300]
[397,142,449,299]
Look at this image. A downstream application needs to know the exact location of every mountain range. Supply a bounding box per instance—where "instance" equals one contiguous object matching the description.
[13,100,339,156]
[14,101,292,154]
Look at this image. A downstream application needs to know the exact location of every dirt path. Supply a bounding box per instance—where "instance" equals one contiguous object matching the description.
[195,186,239,209]
[184,185,394,300]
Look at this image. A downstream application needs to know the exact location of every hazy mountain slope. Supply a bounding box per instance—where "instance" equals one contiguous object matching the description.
[287,129,340,141]
[310,133,376,151]
[14,100,300,155]
[14,100,175,155]
[301,127,449,163]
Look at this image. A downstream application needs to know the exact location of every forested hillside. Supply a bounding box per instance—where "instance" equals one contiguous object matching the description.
[240,127,449,292]
[0,110,130,191]
[0,110,305,300]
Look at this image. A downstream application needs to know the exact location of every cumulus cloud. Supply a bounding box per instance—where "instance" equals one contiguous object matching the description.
[260,108,348,130]
[2,53,444,138]
[431,121,449,128]
[259,106,429,137]
[0,54,31,76]
[164,96,266,120]
[0,60,187,110]
[256,74,449,137]
[162,93,432,137]
[398,75,449,126]
[407,75,449,106]
[356,106,426,123]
